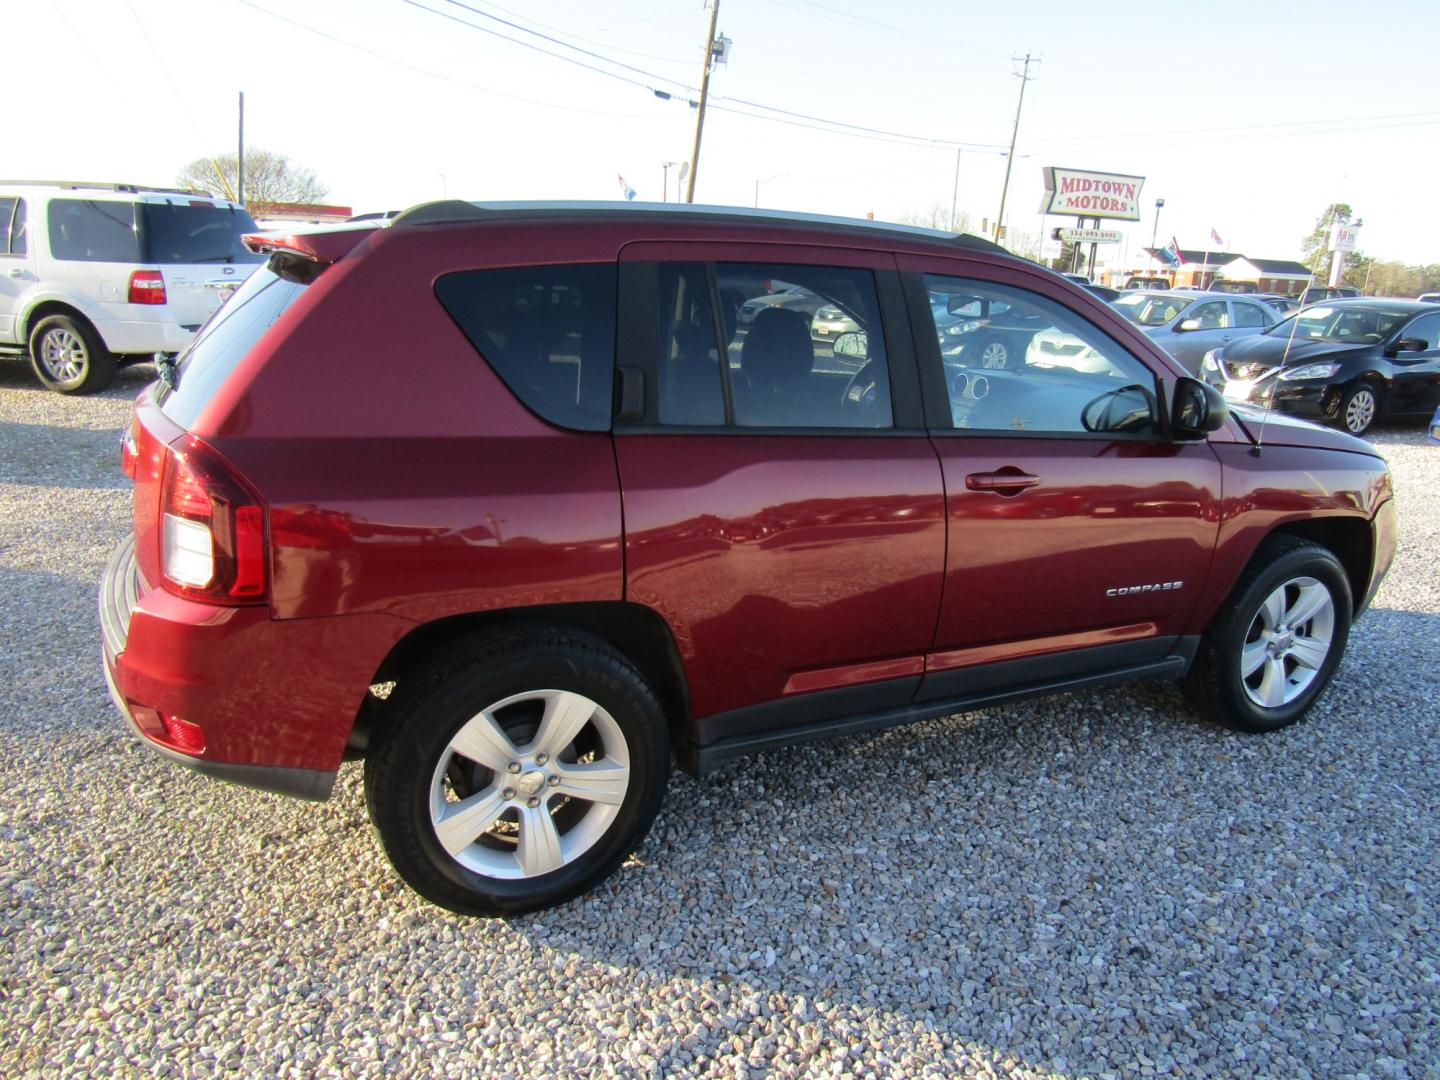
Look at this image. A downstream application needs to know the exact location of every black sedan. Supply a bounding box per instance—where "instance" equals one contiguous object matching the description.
[1199,299,1440,435]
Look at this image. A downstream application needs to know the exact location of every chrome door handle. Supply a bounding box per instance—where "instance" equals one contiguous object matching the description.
[966,470,1039,492]
[7,268,26,279]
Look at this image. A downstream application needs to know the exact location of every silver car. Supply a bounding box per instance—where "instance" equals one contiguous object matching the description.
[1111,289,1276,374]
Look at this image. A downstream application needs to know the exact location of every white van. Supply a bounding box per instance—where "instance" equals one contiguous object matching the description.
[0,181,265,393]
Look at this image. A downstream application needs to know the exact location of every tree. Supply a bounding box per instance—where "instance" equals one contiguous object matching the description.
[898,202,971,234]
[1300,202,1359,277]
[177,150,328,212]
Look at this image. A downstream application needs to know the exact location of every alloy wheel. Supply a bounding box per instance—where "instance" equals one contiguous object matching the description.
[980,341,1008,369]
[428,689,630,880]
[1239,575,1336,709]
[1344,388,1376,434]
[39,328,88,383]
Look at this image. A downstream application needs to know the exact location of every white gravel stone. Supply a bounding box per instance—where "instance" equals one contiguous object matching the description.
[0,363,1437,1078]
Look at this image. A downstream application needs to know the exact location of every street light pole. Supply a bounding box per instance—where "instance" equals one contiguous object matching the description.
[1150,197,1165,254]
[994,53,1035,243]
[684,0,721,203]
[949,147,962,232]
[237,91,245,205]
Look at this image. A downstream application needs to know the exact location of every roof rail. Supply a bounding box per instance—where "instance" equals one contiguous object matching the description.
[0,180,215,198]
[387,199,1006,254]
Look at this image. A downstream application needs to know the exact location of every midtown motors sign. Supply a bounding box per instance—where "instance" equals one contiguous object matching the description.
[1041,167,1146,221]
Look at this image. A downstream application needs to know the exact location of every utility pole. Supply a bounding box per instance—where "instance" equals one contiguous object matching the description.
[237,91,245,205]
[949,147,962,232]
[685,0,721,203]
[993,53,1036,244]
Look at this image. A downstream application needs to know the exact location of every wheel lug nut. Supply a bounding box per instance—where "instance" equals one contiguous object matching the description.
[535,753,548,766]
[527,796,541,808]
[507,762,521,774]
[548,774,560,787]
[501,788,516,800]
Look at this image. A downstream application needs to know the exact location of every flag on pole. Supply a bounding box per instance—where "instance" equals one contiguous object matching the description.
[1211,227,1224,246]
[617,174,637,201]
[1161,237,1183,268]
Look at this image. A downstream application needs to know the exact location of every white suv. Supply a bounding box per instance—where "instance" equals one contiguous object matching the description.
[0,181,265,393]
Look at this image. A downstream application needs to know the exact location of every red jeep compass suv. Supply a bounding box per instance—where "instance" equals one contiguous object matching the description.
[100,202,1397,915]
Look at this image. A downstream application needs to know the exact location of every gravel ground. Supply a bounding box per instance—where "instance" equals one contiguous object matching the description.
[1,359,1437,1079]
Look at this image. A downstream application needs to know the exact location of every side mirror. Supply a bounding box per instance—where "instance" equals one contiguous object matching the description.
[832,331,869,359]
[1082,384,1156,434]
[1171,377,1228,439]
[1387,337,1427,356]
[1176,318,1202,332]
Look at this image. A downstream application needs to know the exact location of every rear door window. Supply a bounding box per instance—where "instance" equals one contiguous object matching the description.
[652,263,890,429]
[0,198,15,254]
[436,264,617,432]
[47,199,139,262]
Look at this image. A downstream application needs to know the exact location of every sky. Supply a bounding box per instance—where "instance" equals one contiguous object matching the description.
[10,0,1440,273]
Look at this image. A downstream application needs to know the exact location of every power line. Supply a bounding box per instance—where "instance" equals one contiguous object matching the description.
[459,0,697,65]
[431,0,695,89]
[400,0,1009,151]
[242,0,1013,156]
[772,0,1014,59]
[1022,109,1440,147]
[233,0,658,118]
[1027,115,1440,155]
[714,93,1007,150]
[396,0,674,95]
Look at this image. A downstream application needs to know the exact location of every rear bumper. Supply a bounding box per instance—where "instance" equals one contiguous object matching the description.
[92,314,199,357]
[99,536,337,801]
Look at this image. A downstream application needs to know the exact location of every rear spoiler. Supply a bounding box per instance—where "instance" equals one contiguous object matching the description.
[242,223,379,266]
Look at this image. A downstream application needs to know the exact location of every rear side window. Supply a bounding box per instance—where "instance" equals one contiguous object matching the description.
[1233,301,1270,328]
[139,204,265,265]
[10,198,25,255]
[436,265,617,432]
[0,197,21,255]
[159,267,309,429]
[48,199,140,262]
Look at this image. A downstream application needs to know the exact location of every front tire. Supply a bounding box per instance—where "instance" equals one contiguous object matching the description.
[1336,381,1381,436]
[1187,537,1352,733]
[364,627,670,916]
[29,314,117,394]
[973,335,1010,370]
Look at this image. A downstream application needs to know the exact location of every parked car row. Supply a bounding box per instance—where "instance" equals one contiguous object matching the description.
[1070,276,1440,437]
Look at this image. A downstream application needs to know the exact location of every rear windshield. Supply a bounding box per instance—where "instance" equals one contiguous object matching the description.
[140,204,265,264]
[158,266,307,428]
[46,198,263,264]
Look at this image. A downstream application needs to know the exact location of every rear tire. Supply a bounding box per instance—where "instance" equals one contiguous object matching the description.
[29,314,116,394]
[1186,536,1352,733]
[364,626,671,916]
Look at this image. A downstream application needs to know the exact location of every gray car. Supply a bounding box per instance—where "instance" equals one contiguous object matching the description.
[1111,289,1276,374]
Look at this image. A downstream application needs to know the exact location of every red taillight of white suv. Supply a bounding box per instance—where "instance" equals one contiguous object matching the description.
[159,435,267,604]
[128,270,167,305]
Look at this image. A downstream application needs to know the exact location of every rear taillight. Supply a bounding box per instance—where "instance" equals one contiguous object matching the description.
[120,422,138,479]
[159,434,267,604]
[128,270,167,305]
